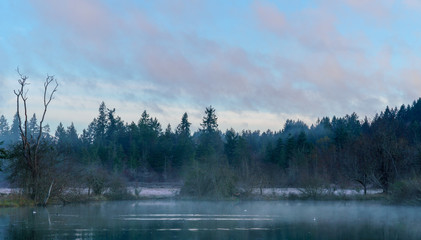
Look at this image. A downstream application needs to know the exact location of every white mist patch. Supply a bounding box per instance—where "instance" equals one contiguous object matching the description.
[119,214,273,217]
[120,217,273,221]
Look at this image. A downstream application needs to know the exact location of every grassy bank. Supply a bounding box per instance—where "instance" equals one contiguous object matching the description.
[0,194,35,207]
[0,186,400,208]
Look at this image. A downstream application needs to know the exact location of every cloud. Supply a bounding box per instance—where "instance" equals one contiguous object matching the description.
[2,0,421,133]
[31,0,115,40]
[250,0,416,119]
[341,0,394,21]
[254,1,287,35]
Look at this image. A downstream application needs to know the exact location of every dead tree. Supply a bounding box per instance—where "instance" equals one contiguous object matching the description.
[13,69,58,205]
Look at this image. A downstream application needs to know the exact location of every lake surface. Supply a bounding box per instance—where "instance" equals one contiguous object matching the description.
[0,200,420,239]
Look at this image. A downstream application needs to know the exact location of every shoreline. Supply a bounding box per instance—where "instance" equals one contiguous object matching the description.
[0,186,383,198]
[0,186,387,207]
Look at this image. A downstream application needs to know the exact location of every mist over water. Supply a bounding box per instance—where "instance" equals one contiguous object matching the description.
[0,200,420,239]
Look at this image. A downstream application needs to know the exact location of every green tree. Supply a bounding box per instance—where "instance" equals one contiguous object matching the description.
[137,110,162,172]
[0,142,6,166]
[67,123,79,146]
[95,102,107,143]
[224,128,238,165]
[159,124,175,179]
[273,138,286,168]
[28,113,39,140]
[103,108,125,169]
[200,106,218,134]
[284,134,295,166]
[197,106,223,160]
[174,113,194,170]
[9,113,21,143]
[176,112,191,137]
[55,122,67,153]
[0,115,9,143]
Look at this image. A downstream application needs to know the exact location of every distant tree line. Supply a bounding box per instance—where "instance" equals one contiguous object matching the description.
[2,98,421,197]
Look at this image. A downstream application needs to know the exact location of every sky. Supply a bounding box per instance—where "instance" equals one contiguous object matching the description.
[1,0,421,133]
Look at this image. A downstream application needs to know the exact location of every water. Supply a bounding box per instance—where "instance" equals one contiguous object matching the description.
[0,200,420,239]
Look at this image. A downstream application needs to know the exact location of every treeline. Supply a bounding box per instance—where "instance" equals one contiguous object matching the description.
[2,99,421,197]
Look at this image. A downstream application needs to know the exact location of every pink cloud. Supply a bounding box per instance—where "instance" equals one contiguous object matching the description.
[31,0,116,40]
[404,0,421,9]
[253,1,287,35]
[253,1,360,52]
[16,0,416,126]
[401,68,421,100]
[342,0,394,20]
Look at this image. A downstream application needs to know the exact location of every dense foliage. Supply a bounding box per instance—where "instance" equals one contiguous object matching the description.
[2,99,421,197]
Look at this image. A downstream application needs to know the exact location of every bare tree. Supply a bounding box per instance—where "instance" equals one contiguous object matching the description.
[342,135,373,195]
[13,69,58,205]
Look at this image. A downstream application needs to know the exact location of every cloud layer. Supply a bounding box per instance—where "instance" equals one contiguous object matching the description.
[1,0,421,132]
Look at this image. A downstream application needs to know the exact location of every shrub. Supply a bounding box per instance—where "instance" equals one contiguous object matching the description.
[181,161,237,198]
[84,166,108,195]
[105,174,133,200]
[298,176,334,199]
[389,178,421,204]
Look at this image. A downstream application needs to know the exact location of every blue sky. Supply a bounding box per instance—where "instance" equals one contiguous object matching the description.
[1,0,421,133]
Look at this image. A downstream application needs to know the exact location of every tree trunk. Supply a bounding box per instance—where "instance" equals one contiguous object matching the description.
[43,180,54,206]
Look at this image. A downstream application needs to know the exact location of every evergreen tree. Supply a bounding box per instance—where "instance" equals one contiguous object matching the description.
[273,137,285,168]
[9,112,21,143]
[197,106,223,161]
[67,123,79,144]
[95,102,107,143]
[0,115,10,142]
[176,112,191,137]
[81,119,97,145]
[225,128,238,165]
[160,124,175,179]
[126,122,140,169]
[174,113,194,170]
[284,134,295,166]
[138,111,151,128]
[200,106,218,134]
[28,113,39,140]
[43,124,52,141]
[55,122,67,152]
[137,110,162,172]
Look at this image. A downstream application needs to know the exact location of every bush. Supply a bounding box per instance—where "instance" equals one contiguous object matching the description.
[389,178,421,204]
[84,166,108,195]
[105,174,134,200]
[298,176,334,199]
[181,161,237,198]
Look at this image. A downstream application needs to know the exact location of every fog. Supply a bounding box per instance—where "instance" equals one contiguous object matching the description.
[1,200,420,239]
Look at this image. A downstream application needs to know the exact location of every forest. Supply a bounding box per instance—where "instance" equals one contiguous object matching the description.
[1,95,421,203]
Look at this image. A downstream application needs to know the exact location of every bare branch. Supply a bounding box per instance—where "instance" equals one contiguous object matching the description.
[13,69,59,204]
[36,75,58,154]
[14,69,32,169]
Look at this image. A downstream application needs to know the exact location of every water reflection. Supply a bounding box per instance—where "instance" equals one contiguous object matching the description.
[0,200,420,239]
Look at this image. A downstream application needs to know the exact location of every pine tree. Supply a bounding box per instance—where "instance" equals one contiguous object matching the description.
[9,113,21,143]
[197,106,223,160]
[67,123,79,146]
[225,128,238,165]
[95,102,107,143]
[176,112,191,137]
[0,115,10,142]
[28,113,39,140]
[55,122,67,155]
[200,106,218,133]
[273,137,285,167]
[174,113,194,170]
[55,122,66,139]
